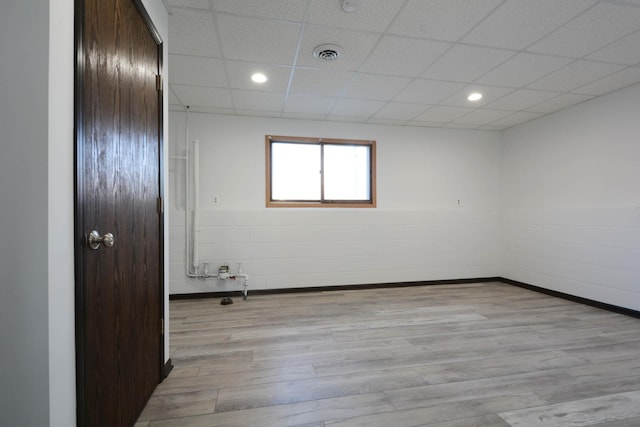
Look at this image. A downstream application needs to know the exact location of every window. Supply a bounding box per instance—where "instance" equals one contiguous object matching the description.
[266,135,376,208]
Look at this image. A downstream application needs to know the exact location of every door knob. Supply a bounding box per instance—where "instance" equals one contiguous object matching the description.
[88,230,115,250]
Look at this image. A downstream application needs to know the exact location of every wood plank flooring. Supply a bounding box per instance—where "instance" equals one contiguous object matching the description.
[135,282,640,426]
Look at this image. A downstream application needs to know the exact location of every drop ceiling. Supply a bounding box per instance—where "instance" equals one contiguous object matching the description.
[165,0,640,130]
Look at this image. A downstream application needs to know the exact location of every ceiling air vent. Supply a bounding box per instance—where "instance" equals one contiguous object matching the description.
[313,44,344,61]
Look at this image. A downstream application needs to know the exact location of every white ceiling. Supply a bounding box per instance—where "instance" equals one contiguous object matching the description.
[164,0,640,130]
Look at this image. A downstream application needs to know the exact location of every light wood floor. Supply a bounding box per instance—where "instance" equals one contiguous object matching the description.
[135,282,640,427]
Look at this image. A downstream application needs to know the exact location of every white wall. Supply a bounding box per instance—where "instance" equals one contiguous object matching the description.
[502,83,640,311]
[48,0,75,425]
[0,1,51,426]
[169,113,502,294]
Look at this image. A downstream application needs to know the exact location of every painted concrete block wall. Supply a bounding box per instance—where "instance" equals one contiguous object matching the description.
[169,113,501,294]
[502,83,640,311]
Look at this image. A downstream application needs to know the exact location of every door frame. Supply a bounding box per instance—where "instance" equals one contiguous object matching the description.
[73,0,167,424]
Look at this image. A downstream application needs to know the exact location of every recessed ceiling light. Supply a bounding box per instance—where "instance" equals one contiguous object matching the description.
[251,73,267,84]
[467,92,483,101]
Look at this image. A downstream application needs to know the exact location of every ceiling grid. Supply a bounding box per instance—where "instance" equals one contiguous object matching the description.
[166,0,640,130]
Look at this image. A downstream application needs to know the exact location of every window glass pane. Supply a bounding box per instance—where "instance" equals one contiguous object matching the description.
[324,144,370,200]
[271,142,321,201]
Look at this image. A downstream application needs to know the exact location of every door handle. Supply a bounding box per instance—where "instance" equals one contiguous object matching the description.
[88,230,115,250]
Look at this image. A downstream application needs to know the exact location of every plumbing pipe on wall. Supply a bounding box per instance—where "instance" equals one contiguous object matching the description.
[178,117,250,297]
[184,107,191,275]
[192,139,200,274]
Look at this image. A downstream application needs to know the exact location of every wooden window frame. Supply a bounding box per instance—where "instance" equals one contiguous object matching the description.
[265,135,377,208]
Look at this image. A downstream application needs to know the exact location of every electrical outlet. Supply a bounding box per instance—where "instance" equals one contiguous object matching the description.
[211,195,220,206]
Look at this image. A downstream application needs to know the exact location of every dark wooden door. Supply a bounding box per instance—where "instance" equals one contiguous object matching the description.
[75,0,164,426]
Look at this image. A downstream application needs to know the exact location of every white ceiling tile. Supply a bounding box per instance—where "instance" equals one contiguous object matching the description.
[421,45,514,83]
[169,55,227,87]
[169,8,220,57]
[306,0,405,32]
[329,99,386,118]
[372,102,429,121]
[367,118,409,126]
[441,84,514,108]
[231,90,284,111]
[489,111,545,127]
[587,30,640,65]
[325,116,365,123]
[211,0,306,21]
[343,74,411,101]
[477,53,573,87]
[283,94,337,115]
[406,120,448,128]
[453,109,514,125]
[216,15,300,65]
[164,0,640,129]
[171,85,232,108]
[528,2,640,57]
[389,0,502,41]
[414,106,474,122]
[166,0,210,9]
[295,25,381,71]
[394,79,465,104]
[282,112,329,121]
[359,36,451,77]
[225,61,292,92]
[235,109,282,118]
[572,66,640,96]
[289,68,355,96]
[463,0,595,50]
[525,93,594,114]
[444,123,482,129]
[485,89,561,111]
[527,60,624,92]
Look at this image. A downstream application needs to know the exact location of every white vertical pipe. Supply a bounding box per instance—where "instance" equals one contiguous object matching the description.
[184,108,191,275]
[192,139,200,273]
